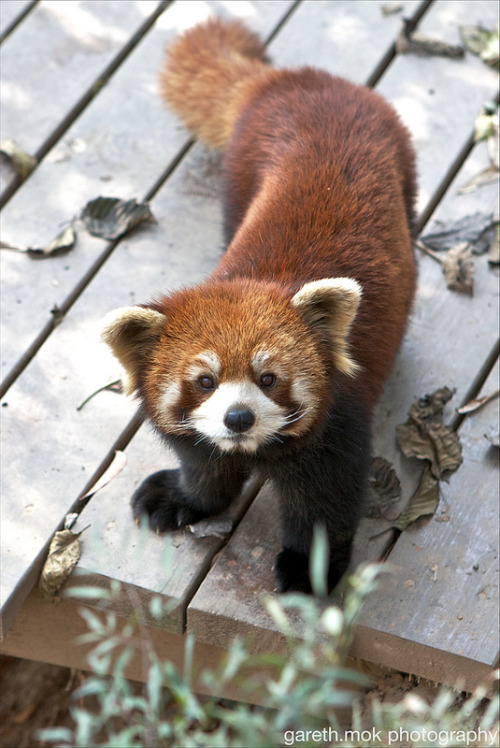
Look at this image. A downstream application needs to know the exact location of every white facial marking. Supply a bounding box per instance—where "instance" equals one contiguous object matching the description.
[186,350,220,380]
[157,380,182,429]
[189,379,288,452]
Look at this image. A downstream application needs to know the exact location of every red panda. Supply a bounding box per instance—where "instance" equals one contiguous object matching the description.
[102,18,417,593]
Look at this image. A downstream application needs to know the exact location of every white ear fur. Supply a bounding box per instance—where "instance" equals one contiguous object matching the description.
[101,306,166,394]
[291,278,362,376]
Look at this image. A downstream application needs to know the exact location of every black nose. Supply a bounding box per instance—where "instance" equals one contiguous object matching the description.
[224,408,256,433]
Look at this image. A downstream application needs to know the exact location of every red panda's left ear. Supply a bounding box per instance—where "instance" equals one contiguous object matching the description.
[101,306,166,394]
[291,278,362,376]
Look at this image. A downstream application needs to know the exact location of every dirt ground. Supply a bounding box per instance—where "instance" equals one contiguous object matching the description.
[0,654,446,747]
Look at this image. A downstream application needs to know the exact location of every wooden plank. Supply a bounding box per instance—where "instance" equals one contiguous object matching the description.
[0,0,292,387]
[68,425,262,635]
[0,0,165,193]
[353,361,499,689]
[1,588,231,697]
[65,0,432,641]
[0,0,296,639]
[0,0,35,35]
[187,0,500,676]
[265,0,423,81]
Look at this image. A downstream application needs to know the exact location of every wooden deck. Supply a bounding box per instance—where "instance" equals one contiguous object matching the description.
[1,0,499,695]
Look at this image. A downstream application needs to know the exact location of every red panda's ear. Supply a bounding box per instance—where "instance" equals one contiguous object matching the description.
[291,278,362,376]
[101,306,166,394]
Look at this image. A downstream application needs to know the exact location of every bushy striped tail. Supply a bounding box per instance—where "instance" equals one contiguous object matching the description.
[159,18,272,148]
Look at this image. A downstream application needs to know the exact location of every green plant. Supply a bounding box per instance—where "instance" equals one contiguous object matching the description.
[38,546,499,748]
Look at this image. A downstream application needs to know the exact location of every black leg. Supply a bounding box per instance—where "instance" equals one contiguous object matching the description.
[132,449,251,534]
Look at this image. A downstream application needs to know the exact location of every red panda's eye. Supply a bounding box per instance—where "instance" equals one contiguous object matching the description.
[259,373,276,388]
[198,375,215,391]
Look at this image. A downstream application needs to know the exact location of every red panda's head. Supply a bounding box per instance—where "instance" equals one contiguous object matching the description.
[102,278,361,453]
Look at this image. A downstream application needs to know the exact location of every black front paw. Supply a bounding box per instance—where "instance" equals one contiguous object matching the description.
[131,470,207,533]
[274,548,312,594]
[274,545,351,595]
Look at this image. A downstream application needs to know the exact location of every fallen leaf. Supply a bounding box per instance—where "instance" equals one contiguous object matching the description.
[460,24,500,70]
[392,465,440,532]
[80,450,127,500]
[441,242,474,295]
[39,527,88,599]
[77,378,123,411]
[397,20,464,58]
[0,225,77,258]
[0,138,37,179]
[457,389,500,415]
[27,225,76,259]
[188,516,233,538]
[420,212,495,253]
[80,197,156,240]
[366,457,402,518]
[380,2,403,15]
[408,386,454,423]
[458,167,499,195]
[393,387,463,531]
[396,422,462,479]
[489,223,500,265]
[474,108,498,143]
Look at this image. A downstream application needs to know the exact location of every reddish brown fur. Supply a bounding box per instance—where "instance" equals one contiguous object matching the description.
[158,20,417,410]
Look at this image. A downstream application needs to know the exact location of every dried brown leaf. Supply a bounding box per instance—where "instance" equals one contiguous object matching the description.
[39,528,87,599]
[441,242,474,295]
[80,197,156,240]
[458,167,499,195]
[457,389,500,415]
[366,456,402,518]
[397,21,464,58]
[460,25,500,70]
[0,138,37,179]
[408,386,454,423]
[392,465,440,532]
[27,226,77,259]
[420,212,494,253]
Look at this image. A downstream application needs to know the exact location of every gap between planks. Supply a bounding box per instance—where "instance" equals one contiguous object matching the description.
[0,0,38,44]
[0,0,172,209]
[0,0,464,400]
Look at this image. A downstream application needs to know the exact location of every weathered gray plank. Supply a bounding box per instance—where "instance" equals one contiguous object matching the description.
[186,0,499,678]
[266,0,423,80]
[0,0,166,193]
[0,0,34,35]
[353,362,499,690]
[0,0,292,386]
[64,0,433,640]
[68,425,261,635]
[0,0,296,639]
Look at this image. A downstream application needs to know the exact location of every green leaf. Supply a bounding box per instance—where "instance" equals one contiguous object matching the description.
[309,523,329,597]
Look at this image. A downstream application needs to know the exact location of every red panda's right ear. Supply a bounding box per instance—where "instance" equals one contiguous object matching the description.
[101,307,166,394]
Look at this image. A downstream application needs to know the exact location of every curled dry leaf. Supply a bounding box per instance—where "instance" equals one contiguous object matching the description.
[0,138,37,179]
[420,212,494,253]
[0,226,77,258]
[80,450,127,500]
[460,25,500,70]
[441,242,474,295]
[188,516,233,538]
[396,19,464,58]
[393,387,463,532]
[80,197,156,240]
[366,456,402,519]
[39,527,89,600]
[380,2,403,16]
[392,465,440,532]
[457,389,500,415]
